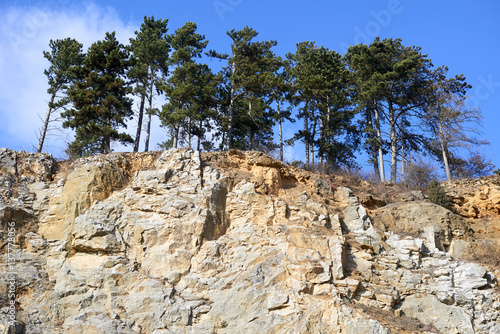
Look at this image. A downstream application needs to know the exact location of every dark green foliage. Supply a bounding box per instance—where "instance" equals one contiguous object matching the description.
[158,22,214,149]
[36,21,491,177]
[64,32,133,157]
[346,38,433,183]
[190,64,220,151]
[43,38,84,101]
[427,180,451,209]
[287,42,356,167]
[210,26,281,151]
[157,139,173,151]
[270,66,294,161]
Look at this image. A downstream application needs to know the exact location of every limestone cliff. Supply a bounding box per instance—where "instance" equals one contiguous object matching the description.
[0,148,499,333]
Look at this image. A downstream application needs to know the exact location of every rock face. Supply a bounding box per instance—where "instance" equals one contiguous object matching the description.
[443,176,500,219]
[0,148,499,333]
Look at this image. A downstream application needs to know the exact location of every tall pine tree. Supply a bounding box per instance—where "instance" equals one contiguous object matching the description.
[287,42,355,166]
[346,42,388,181]
[129,16,170,152]
[158,22,208,149]
[191,64,220,151]
[63,32,133,157]
[209,26,280,151]
[346,38,432,183]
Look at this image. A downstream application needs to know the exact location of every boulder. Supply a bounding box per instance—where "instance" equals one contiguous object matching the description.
[372,202,468,252]
[400,295,474,334]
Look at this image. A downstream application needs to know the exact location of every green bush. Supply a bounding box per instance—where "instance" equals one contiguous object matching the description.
[427,180,450,209]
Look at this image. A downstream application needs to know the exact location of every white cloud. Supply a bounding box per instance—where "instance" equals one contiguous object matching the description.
[0,2,167,157]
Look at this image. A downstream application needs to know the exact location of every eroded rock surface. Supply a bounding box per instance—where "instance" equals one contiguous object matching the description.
[444,176,500,219]
[0,148,499,333]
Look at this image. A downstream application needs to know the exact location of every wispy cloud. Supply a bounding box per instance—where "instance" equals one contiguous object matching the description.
[0,2,165,157]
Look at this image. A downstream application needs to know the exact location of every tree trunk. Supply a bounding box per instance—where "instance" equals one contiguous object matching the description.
[374,106,385,182]
[367,108,380,182]
[277,100,283,161]
[401,141,405,181]
[144,113,152,152]
[371,144,381,182]
[37,93,56,153]
[104,115,111,153]
[319,97,331,166]
[389,102,397,183]
[133,94,146,152]
[197,118,202,151]
[248,100,254,150]
[441,143,452,181]
[304,108,310,165]
[318,112,324,166]
[144,76,155,152]
[172,124,179,149]
[186,115,192,149]
[225,60,236,151]
[104,138,111,153]
[324,99,332,166]
[310,114,317,165]
[439,122,452,180]
[250,132,255,151]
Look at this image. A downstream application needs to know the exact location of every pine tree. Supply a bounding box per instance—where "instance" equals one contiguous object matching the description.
[427,180,450,209]
[38,38,83,153]
[346,38,433,183]
[158,22,208,149]
[63,32,133,157]
[287,42,355,167]
[345,43,386,181]
[129,16,169,152]
[270,64,294,161]
[191,64,220,151]
[379,38,432,183]
[209,26,280,151]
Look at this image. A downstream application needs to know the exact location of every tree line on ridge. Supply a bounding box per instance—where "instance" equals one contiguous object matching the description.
[37,16,491,183]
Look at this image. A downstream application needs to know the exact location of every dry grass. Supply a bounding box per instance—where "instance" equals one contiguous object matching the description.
[458,238,500,268]
[348,301,440,334]
[52,159,78,184]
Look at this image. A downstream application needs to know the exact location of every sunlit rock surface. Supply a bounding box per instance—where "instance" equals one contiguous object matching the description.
[0,148,499,333]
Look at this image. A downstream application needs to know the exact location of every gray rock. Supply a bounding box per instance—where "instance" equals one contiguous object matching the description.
[71,200,125,253]
[373,202,467,252]
[400,295,474,334]
[2,148,499,334]
[0,148,16,174]
[399,190,424,202]
[454,263,489,291]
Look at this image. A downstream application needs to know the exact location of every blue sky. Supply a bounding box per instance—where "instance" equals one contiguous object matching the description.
[0,0,499,176]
